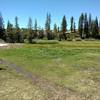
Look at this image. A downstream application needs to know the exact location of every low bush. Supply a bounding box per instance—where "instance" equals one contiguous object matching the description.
[75,38,82,41]
[24,39,29,43]
[32,40,59,44]
[67,38,73,41]
[85,38,96,41]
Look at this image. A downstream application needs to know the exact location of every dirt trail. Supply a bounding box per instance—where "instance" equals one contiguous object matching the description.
[0,59,86,100]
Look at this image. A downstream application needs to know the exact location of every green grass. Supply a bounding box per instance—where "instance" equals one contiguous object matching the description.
[0,41,100,99]
[0,65,48,100]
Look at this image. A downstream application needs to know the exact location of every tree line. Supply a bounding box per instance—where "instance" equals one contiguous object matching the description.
[0,12,100,43]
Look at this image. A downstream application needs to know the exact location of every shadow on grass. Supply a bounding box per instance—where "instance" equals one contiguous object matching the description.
[0,67,6,70]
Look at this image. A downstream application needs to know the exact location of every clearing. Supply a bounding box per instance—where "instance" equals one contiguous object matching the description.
[0,41,100,100]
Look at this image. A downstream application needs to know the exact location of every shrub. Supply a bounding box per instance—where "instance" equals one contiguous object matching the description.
[32,40,59,44]
[75,38,82,41]
[24,39,29,43]
[85,38,96,41]
[67,38,73,41]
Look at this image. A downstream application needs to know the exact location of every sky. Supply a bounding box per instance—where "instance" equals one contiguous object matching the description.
[0,0,100,29]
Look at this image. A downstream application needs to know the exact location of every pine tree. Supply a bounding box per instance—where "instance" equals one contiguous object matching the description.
[6,20,15,43]
[15,16,23,43]
[45,13,51,32]
[28,17,33,43]
[0,12,5,41]
[53,23,57,33]
[88,14,92,37]
[78,13,84,39]
[61,15,67,33]
[58,27,60,33]
[84,13,89,38]
[91,20,94,38]
[15,16,19,29]
[98,21,100,38]
[34,19,38,38]
[53,23,58,38]
[91,17,99,39]
[61,15,67,40]
[45,13,52,40]
[70,16,74,32]
[74,22,76,33]
[94,17,99,38]
[28,17,33,30]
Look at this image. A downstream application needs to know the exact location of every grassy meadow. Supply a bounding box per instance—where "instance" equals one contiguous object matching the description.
[0,41,100,99]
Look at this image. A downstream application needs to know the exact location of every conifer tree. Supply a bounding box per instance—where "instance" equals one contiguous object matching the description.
[61,15,67,40]
[28,17,33,43]
[93,17,99,38]
[15,16,23,43]
[88,14,92,37]
[0,12,5,41]
[53,23,58,38]
[34,19,38,38]
[74,22,76,33]
[70,16,74,32]
[6,20,15,42]
[45,13,52,40]
[91,18,99,39]
[78,13,84,39]
[84,13,89,38]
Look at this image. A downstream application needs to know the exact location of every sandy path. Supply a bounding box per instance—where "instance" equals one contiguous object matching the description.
[0,43,8,47]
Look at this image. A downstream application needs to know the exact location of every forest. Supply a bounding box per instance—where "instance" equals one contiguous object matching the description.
[0,12,100,43]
